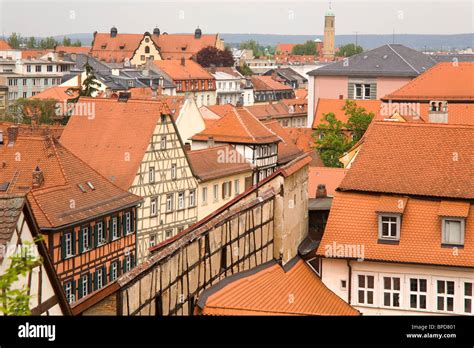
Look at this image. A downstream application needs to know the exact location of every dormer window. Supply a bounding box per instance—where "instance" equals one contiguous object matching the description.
[442,218,465,246]
[378,214,401,240]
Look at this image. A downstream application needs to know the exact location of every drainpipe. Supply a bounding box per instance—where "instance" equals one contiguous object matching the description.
[347,259,352,304]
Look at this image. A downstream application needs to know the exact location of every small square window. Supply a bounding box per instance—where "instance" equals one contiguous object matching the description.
[378,214,401,240]
[442,218,465,245]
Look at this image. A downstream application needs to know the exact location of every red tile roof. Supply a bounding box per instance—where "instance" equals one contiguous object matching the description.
[339,121,474,199]
[31,86,78,103]
[276,43,296,54]
[153,59,214,80]
[60,98,171,190]
[251,75,293,92]
[202,104,235,119]
[90,32,220,62]
[0,133,141,229]
[384,62,474,101]
[187,145,252,181]
[313,98,381,129]
[308,167,348,198]
[295,88,308,99]
[0,40,11,50]
[192,107,281,145]
[285,127,323,167]
[196,258,359,316]
[263,121,303,164]
[317,191,474,267]
[54,46,91,55]
[246,101,305,121]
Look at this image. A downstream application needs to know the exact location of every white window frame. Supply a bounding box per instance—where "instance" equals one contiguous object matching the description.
[178,191,185,210]
[166,194,174,212]
[189,190,196,207]
[150,234,156,248]
[380,274,402,308]
[202,187,208,205]
[150,197,158,216]
[65,232,73,257]
[125,212,132,235]
[234,179,240,196]
[81,274,88,297]
[82,226,90,251]
[160,135,167,150]
[442,217,465,246]
[354,273,377,307]
[408,277,429,311]
[171,163,177,180]
[97,222,105,246]
[213,184,219,202]
[149,167,155,183]
[462,280,473,315]
[97,268,103,289]
[125,255,131,272]
[434,278,456,313]
[378,214,401,240]
[111,262,118,281]
[65,281,74,304]
[112,217,118,240]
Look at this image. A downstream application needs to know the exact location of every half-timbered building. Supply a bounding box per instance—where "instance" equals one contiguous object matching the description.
[0,125,142,306]
[60,97,199,264]
[191,107,280,184]
[0,194,71,315]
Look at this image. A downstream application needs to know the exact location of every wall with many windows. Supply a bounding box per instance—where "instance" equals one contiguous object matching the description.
[321,259,474,316]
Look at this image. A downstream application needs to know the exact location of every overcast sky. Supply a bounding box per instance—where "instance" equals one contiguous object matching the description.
[0,0,472,37]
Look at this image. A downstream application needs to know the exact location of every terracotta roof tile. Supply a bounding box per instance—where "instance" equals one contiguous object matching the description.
[308,167,348,198]
[54,46,91,55]
[438,201,470,218]
[60,98,170,190]
[375,195,408,214]
[263,121,303,164]
[31,86,78,103]
[192,107,281,145]
[251,75,293,92]
[338,122,474,199]
[317,192,474,268]
[197,259,359,316]
[384,62,474,101]
[0,134,141,229]
[0,40,12,50]
[187,145,252,181]
[153,59,214,80]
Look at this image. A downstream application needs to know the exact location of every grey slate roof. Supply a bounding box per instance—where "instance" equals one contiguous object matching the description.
[308,44,437,77]
[433,54,474,63]
[0,194,25,261]
[264,68,307,82]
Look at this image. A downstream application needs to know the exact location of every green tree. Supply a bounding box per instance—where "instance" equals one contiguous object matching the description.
[291,40,318,55]
[62,37,72,46]
[0,239,43,316]
[314,113,351,167]
[196,46,235,67]
[39,37,58,49]
[8,98,60,125]
[336,43,364,57]
[343,99,374,144]
[72,39,82,47]
[239,40,264,58]
[26,36,37,49]
[7,33,22,49]
[237,62,253,76]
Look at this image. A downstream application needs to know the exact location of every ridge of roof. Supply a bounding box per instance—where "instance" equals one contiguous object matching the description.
[387,43,419,74]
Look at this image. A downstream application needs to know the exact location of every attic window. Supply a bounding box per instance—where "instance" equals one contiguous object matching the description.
[0,182,10,192]
[119,44,125,49]
[87,181,95,190]
[442,218,465,246]
[378,214,401,241]
[77,183,87,193]
[101,44,107,49]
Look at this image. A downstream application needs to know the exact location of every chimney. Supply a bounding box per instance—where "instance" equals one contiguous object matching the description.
[111,68,120,76]
[159,76,164,88]
[151,85,158,99]
[207,136,215,147]
[117,91,131,102]
[32,166,44,188]
[316,184,327,199]
[180,56,186,66]
[0,130,3,145]
[110,26,118,38]
[7,126,19,145]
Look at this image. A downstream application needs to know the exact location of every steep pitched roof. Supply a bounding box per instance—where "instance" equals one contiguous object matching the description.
[196,258,360,316]
[54,46,91,55]
[313,98,382,128]
[187,145,252,181]
[0,194,25,257]
[383,62,474,101]
[201,104,235,119]
[246,101,304,120]
[308,44,437,77]
[192,107,281,145]
[31,86,78,103]
[0,40,12,50]
[153,59,214,80]
[263,121,303,164]
[338,122,474,199]
[317,191,474,268]
[0,133,141,229]
[251,75,293,91]
[308,167,348,198]
[60,98,171,190]
[154,33,219,60]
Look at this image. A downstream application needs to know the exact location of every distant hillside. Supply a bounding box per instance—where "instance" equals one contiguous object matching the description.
[4,33,472,51]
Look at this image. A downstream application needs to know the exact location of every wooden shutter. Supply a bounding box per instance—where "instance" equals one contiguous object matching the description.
[93,271,98,291]
[131,209,136,233]
[60,234,66,260]
[348,83,355,99]
[87,273,92,294]
[229,182,232,197]
[122,214,127,235]
[78,276,83,299]
[71,230,76,256]
[71,279,76,302]
[108,218,113,241]
[103,266,107,285]
[93,224,98,248]
[78,229,84,254]
[370,83,377,99]
[117,259,121,277]
[123,257,127,273]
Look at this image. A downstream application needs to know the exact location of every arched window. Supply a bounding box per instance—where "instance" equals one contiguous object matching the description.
[145,46,150,54]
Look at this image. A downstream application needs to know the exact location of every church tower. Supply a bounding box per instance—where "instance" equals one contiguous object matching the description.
[322,4,335,61]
